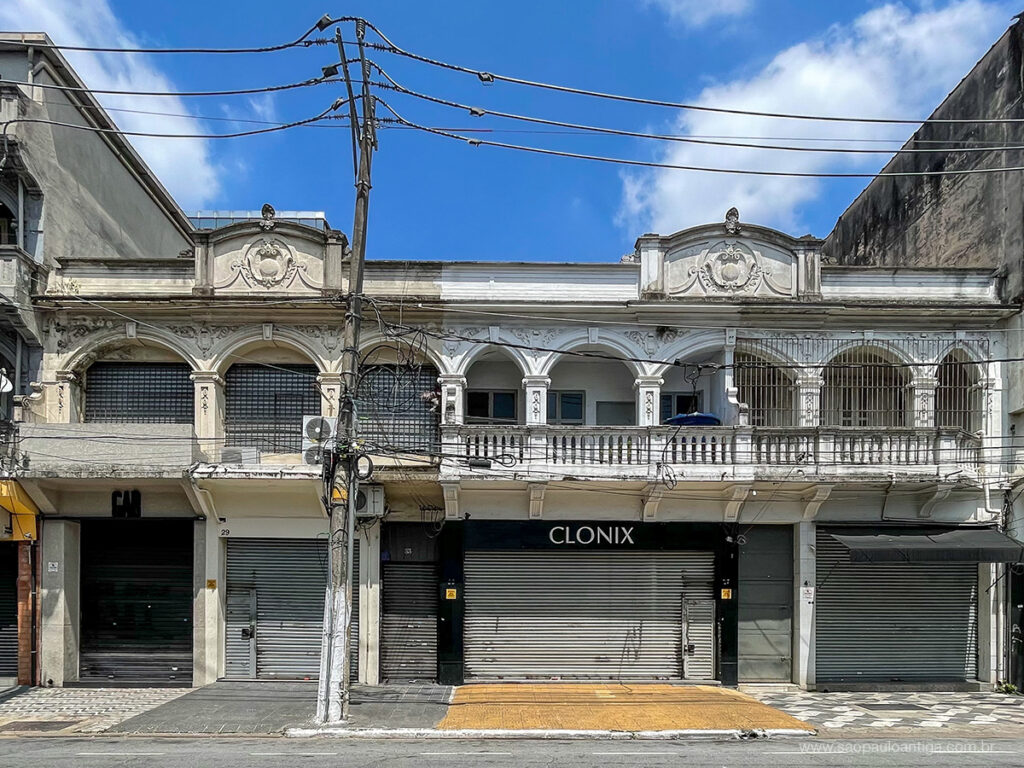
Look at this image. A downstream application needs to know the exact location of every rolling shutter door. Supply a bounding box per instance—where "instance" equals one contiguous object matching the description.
[79,520,193,686]
[465,551,715,680]
[225,538,359,680]
[0,545,17,677]
[381,562,438,681]
[816,529,978,682]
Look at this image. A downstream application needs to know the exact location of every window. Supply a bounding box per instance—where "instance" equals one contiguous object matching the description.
[224,364,319,452]
[547,390,584,424]
[357,364,440,453]
[660,392,701,423]
[596,401,635,426]
[84,362,194,424]
[466,390,518,424]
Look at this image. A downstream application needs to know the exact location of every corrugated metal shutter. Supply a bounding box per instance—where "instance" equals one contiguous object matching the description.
[0,545,17,677]
[225,538,359,680]
[816,528,978,682]
[465,551,715,680]
[738,526,793,682]
[79,520,193,686]
[381,562,438,681]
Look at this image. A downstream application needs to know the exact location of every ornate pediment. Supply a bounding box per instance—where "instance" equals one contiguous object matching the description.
[637,208,820,300]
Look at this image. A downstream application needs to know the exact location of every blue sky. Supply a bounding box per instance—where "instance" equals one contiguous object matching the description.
[0,1,1016,261]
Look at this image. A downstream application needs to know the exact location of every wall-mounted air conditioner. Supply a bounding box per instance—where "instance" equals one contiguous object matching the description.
[302,415,338,465]
[221,447,261,464]
[355,484,385,518]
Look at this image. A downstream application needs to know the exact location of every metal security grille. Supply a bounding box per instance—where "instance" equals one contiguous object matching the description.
[936,351,981,432]
[224,364,319,453]
[0,545,17,677]
[381,562,439,681]
[735,352,796,426]
[815,528,978,682]
[84,362,194,423]
[822,349,909,427]
[464,550,715,680]
[225,537,359,680]
[738,526,793,682]
[357,365,440,454]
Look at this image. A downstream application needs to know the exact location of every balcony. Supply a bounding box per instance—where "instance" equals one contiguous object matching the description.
[18,423,199,478]
[441,425,985,482]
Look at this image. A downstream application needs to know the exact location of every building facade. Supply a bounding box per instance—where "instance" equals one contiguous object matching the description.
[2,31,1022,692]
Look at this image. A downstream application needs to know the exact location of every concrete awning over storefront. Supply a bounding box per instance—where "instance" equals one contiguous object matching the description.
[830,528,1023,563]
[0,480,38,540]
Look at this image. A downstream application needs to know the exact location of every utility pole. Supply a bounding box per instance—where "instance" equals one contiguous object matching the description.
[317,19,376,724]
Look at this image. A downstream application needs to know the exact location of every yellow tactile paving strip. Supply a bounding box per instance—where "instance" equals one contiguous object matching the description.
[438,683,813,732]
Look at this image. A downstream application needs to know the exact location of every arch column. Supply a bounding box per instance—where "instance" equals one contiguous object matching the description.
[523,375,550,426]
[317,372,344,419]
[191,371,224,462]
[911,375,938,429]
[634,375,663,427]
[52,371,80,423]
[796,375,822,428]
[438,374,466,425]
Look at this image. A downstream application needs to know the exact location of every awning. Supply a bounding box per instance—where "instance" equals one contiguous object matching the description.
[830,528,1024,563]
[0,480,38,541]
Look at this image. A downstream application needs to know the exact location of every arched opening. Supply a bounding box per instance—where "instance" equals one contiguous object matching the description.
[82,345,193,424]
[661,352,725,423]
[464,348,525,425]
[735,351,796,426]
[223,346,320,454]
[935,350,982,432]
[357,344,440,453]
[548,348,635,425]
[822,347,910,428]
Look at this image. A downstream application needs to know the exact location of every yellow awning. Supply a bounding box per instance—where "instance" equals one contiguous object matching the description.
[0,480,37,541]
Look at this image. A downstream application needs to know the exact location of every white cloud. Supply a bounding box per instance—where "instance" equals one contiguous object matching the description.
[644,0,753,28]
[620,1,1013,236]
[0,0,220,208]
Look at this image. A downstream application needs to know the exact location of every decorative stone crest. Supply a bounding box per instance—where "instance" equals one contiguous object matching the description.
[259,203,277,231]
[695,241,762,294]
[239,239,298,289]
[724,207,741,235]
[169,324,235,354]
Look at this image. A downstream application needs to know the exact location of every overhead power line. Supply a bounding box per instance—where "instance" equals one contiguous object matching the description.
[375,99,1024,179]
[359,19,1024,126]
[374,69,1024,157]
[0,72,359,98]
[0,16,356,54]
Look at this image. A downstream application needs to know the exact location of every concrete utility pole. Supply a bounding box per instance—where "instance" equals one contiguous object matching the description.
[317,19,376,724]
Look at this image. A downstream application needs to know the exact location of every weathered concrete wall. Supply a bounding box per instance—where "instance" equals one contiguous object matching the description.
[39,519,79,686]
[824,21,1024,302]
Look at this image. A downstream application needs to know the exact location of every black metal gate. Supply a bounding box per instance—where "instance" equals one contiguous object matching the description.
[79,520,194,686]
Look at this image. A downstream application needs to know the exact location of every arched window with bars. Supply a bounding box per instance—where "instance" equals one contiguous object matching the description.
[735,351,796,426]
[822,347,910,427]
[935,350,982,433]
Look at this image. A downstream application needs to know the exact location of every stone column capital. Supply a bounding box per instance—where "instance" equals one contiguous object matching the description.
[190,371,224,386]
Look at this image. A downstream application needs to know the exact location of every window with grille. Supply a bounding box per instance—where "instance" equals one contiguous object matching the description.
[822,349,908,427]
[224,364,319,453]
[83,362,194,423]
[735,353,796,426]
[936,352,981,432]
[357,364,440,453]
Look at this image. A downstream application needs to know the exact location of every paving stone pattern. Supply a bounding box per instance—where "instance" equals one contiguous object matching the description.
[753,691,1024,729]
[0,686,191,733]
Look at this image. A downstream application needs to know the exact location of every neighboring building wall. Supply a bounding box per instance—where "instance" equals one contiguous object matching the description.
[823,21,1024,302]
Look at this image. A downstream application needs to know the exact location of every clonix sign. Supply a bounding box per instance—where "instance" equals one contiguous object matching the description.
[548,524,635,545]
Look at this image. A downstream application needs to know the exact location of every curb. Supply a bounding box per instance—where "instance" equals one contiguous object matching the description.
[285,727,817,740]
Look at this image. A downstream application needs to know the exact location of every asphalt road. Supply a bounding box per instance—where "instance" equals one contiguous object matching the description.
[0,737,1020,767]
